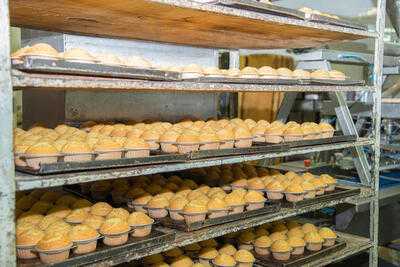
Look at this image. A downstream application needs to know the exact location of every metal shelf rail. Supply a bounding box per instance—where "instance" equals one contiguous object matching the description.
[0,0,386,266]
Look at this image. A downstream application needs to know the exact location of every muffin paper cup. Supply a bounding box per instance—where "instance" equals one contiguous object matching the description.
[283,134,304,142]
[234,138,253,148]
[291,245,305,255]
[168,208,185,221]
[212,259,236,267]
[246,201,265,211]
[101,230,130,246]
[181,211,207,225]
[130,221,154,237]
[177,143,200,154]
[266,190,284,200]
[323,237,336,247]
[306,242,323,251]
[24,154,61,170]
[132,203,148,214]
[253,135,266,142]
[304,190,316,199]
[16,244,38,259]
[238,243,253,251]
[284,192,305,202]
[207,209,229,219]
[124,148,150,159]
[254,245,270,256]
[182,72,204,79]
[14,155,27,167]
[73,235,101,254]
[160,142,178,153]
[272,251,291,261]
[144,140,160,151]
[315,187,326,196]
[147,207,168,219]
[199,141,220,151]
[95,150,123,160]
[264,134,283,144]
[62,152,93,163]
[229,204,245,214]
[36,244,73,264]
[219,140,234,149]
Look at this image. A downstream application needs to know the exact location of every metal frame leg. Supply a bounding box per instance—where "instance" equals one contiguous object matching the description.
[0,0,16,265]
[276,92,298,122]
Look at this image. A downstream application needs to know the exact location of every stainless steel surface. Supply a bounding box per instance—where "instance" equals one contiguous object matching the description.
[15,138,373,190]
[387,0,400,38]
[0,0,16,265]
[276,92,298,122]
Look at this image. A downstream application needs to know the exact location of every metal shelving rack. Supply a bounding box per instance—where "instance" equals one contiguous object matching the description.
[0,0,386,266]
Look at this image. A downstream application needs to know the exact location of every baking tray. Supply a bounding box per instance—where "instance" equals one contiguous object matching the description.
[184,76,298,85]
[159,201,281,232]
[217,0,305,20]
[255,239,346,267]
[16,152,188,175]
[13,57,181,81]
[304,13,368,31]
[279,186,361,209]
[17,230,175,267]
[284,135,357,149]
[188,143,288,160]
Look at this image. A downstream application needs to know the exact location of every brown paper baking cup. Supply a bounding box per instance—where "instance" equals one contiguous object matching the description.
[16,244,38,259]
[24,154,61,170]
[124,148,150,159]
[62,152,93,163]
[130,221,154,237]
[36,244,73,264]
[73,235,101,254]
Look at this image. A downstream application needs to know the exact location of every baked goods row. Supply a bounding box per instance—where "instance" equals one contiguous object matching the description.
[12,43,346,81]
[14,119,335,168]
[140,219,338,266]
[16,191,155,264]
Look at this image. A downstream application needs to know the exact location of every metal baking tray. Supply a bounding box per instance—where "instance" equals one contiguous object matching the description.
[189,143,288,160]
[299,79,365,86]
[159,201,281,232]
[284,135,357,149]
[254,239,346,267]
[304,13,368,31]
[16,152,188,175]
[13,57,181,81]
[184,76,298,85]
[17,230,175,267]
[280,186,361,209]
[217,0,305,20]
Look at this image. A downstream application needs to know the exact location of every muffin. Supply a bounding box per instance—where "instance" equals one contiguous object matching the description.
[311,70,330,80]
[319,122,335,138]
[99,217,130,246]
[271,240,292,261]
[319,227,337,247]
[287,227,305,239]
[198,247,219,266]
[72,199,93,212]
[248,178,265,191]
[30,201,53,214]
[251,125,267,142]
[254,235,272,256]
[216,128,235,149]
[106,208,130,221]
[64,208,89,224]
[199,238,219,248]
[277,68,293,79]
[130,194,152,213]
[272,223,288,234]
[264,126,284,144]
[312,179,328,196]
[167,197,188,221]
[176,131,200,154]
[198,132,220,151]
[265,180,285,200]
[128,212,154,237]
[234,127,253,148]
[93,139,123,160]
[182,201,207,224]
[144,253,165,265]
[293,69,311,79]
[224,192,246,214]
[183,242,202,257]
[301,181,316,199]
[244,190,266,210]
[240,67,259,79]
[283,126,304,142]
[124,137,150,158]
[258,66,278,79]
[69,224,99,254]
[170,255,194,267]
[61,141,92,162]
[269,232,287,243]
[24,43,59,59]
[320,174,337,192]
[182,64,204,79]
[82,215,105,230]
[234,249,255,267]
[285,183,305,202]
[16,227,44,259]
[90,202,113,217]
[288,236,306,255]
[304,231,324,251]
[238,231,256,250]
[147,197,169,219]
[24,142,60,169]
[36,232,73,264]
[329,70,346,80]
[46,205,71,219]
[164,247,184,258]
[213,254,236,267]
[205,197,227,218]
[159,130,180,153]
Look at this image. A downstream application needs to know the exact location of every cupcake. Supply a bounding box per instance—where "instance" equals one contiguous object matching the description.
[235,249,255,267]
[293,69,311,79]
[254,235,272,256]
[167,196,188,221]
[319,122,335,138]
[176,131,200,154]
[319,227,337,247]
[320,174,337,192]
[182,201,208,224]
[16,227,44,259]
[271,240,292,261]
[284,183,305,202]
[36,232,73,264]
[234,127,253,148]
[106,208,130,221]
[61,141,93,162]
[258,66,278,79]
[213,254,236,267]
[287,228,305,239]
[304,231,324,251]
[238,231,256,250]
[283,126,304,142]
[64,208,89,224]
[288,236,306,255]
[147,197,169,219]
[247,178,265,192]
[164,247,184,258]
[207,197,229,218]
[224,192,246,214]
[93,139,123,160]
[240,67,259,79]
[198,247,219,266]
[312,179,328,196]
[99,217,130,246]
[272,223,288,234]
[82,215,105,230]
[244,190,266,210]
[90,202,113,217]
[265,180,285,200]
[170,255,194,267]
[128,211,154,237]
[301,181,316,199]
[124,137,150,158]
[131,194,152,213]
[302,223,317,234]
[69,224,99,254]
[264,126,284,144]
[72,199,93,212]
[277,68,293,79]
[198,132,220,151]
[216,128,235,149]
[141,130,161,150]
[159,130,180,153]
[24,142,60,169]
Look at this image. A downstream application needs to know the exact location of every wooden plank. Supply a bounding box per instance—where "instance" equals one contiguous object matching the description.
[10,0,369,49]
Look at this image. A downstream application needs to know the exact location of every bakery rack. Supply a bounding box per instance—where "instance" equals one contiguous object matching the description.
[0,0,385,266]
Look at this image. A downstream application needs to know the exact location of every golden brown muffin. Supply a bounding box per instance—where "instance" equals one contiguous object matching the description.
[93,139,122,152]
[285,183,305,194]
[24,43,59,59]
[17,212,44,225]
[271,240,291,253]
[234,127,252,139]
[255,235,272,248]
[234,249,255,263]
[37,215,61,231]
[16,222,37,236]
[288,236,305,247]
[319,227,337,239]
[55,195,78,207]
[72,199,93,211]
[170,255,194,267]
[247,178,265,191]
[17,227,45,246]
[61,141,92,154]
[36,232,72,251]
[46,205,71,219]
[207,197,228,210]
[304,231,323,243]
[258,66,278,78]
[147,197,169,209]
[168,197,189,211]
[240,67,259,78]
[293,69,311,79]
[65,208,89,223]
[144,253,165,265]
[244,190,265,203]
[287,227,305,238]
[311,69,330,79]
[227,68,241,77]
[30,201,53,214]
[277,68,293,78]
[272,223,288,234]
[224,192,245,206]
[239,231,256,244]
[90,202,113,217]
[25,142,59,155]
[269,232,287,242]
[163,247,184,258]
[100,217,130,235]
[82,215,105,230]
[69,224,99,241]
[128,211,153,225]
[133,194,153,206]
[214,254,236,267]
[124,137,150,150]
[183,201,207,213]
[302,223,318,234]
[199,238,219,248]
[106,208,130,221]
[199,247,219,260]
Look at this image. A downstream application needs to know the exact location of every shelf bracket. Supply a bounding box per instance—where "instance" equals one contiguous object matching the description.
[329,91,371,185]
